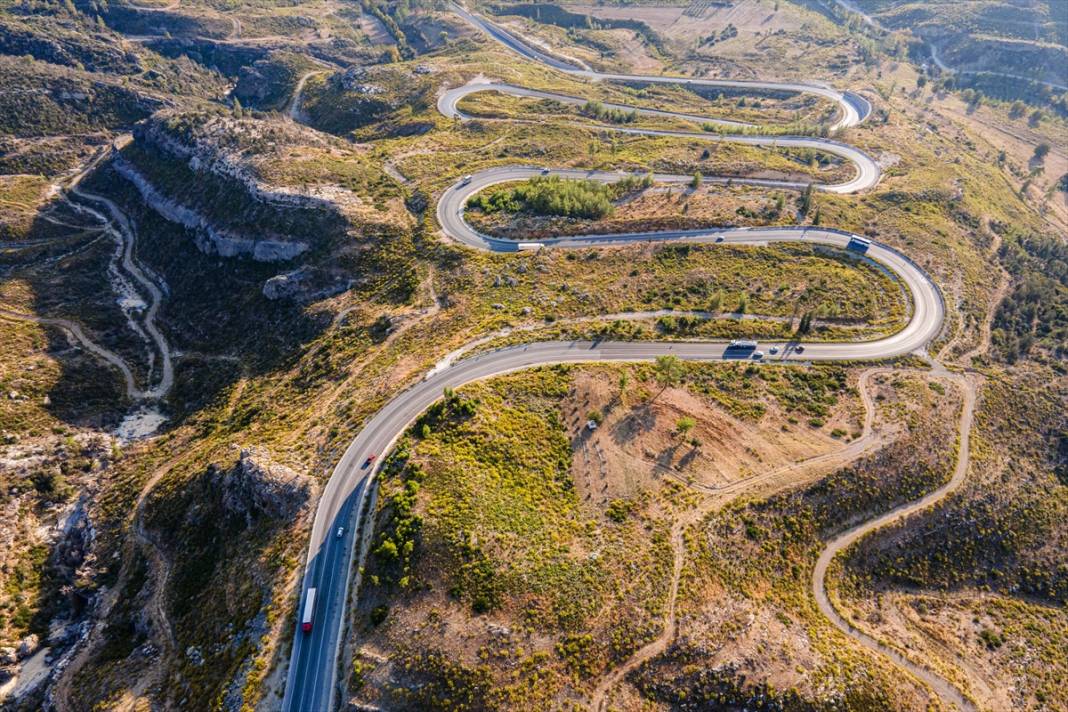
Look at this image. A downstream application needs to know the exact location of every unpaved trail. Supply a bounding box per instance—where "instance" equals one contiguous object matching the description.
[958,228,1009,366]
[382,130,516,186]
[937,222,1008,365]
[589,366,885,709]
[0,308,142,399]
[662,366,887,498]
[812,367,979,712]
[49,451,190,711]
[68,164,174,400]
[2,145,173,402]
[591,520,684,711]
[883,594,1008,711]
[286,70,327,123]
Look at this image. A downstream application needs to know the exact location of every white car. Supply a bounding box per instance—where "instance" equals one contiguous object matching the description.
[336,527,344,538]
[460,174,473,185]
[752,351,764,359]
[769,346,779,355]
[541,167,551,174]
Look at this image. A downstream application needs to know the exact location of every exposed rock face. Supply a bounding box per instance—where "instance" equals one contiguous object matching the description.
[114,158,309,262]
[133,116,339,212]
[15,634,39,660]
[219,447,312,524]
[262,267,310,300]
[0,647,15,665]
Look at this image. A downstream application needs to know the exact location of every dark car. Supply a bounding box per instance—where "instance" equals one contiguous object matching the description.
[362,455,377,469]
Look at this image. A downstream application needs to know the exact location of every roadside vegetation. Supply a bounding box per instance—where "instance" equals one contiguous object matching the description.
[466,174,650,220]
[1,0,1065,708]
[350,361,878,708]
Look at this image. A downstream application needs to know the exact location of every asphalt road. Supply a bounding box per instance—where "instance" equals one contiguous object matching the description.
[438,84,881,194]
[448,1,872,131]
[283,203,943,712]
[281,7,933,711]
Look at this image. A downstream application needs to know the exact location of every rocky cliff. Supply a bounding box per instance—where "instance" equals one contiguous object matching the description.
[113,157,309,262]
[218,446,312,525]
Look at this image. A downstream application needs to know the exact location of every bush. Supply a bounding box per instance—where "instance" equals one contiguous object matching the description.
[369,605,389,625]
[581,100,637,124]
[606,498,635,523]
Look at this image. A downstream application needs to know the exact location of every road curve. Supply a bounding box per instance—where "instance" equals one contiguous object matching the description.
[438,83,881,194]
[282,7,951,712]
[449,1,872,131]
[813,372,978,711]
[283,224,944,712]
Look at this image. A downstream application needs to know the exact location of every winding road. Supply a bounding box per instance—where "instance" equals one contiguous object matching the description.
[813,366,978,712]
[282,4,964,711]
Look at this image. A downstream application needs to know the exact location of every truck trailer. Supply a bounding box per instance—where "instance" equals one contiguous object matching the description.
[301,588,317,633]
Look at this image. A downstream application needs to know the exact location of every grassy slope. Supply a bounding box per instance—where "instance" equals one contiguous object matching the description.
[0,0,1063,709]
[350,362,872,709]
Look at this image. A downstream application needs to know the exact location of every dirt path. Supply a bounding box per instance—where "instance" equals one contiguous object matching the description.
[0,308,142,399]
[286,70,327,123]
[49,451,188,711]
[281,268,443,448]
[884,594,1008,711]
[591,520,684,711]
[383,129,516,186]
[67,153,174,401]
[588,365,885,709]
[937,221,1009,365]
[811,366,979,712]
[958,227,1009,366]
[1,145,173,403]
[661,367,886,498]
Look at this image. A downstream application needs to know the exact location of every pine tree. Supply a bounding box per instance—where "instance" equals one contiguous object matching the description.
[799,183,814,217]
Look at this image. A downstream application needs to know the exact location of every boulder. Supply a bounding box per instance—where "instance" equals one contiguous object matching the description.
[262,268,310,300]
[16,634,39,660]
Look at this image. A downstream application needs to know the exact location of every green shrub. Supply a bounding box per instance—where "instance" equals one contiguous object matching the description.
[467,177,616,219]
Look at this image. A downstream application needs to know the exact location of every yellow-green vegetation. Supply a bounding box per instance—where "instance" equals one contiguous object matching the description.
[299,64,439,138]
[349,362,870,708]
[353,368,678,709]
[232,51,324,113]
[466,175,648,219]
[633,373,963,708]
[2,0,1065,708]
[396,119,849,189]
[0,175,49,239]
[447,242,907,334]
[826,368,1068,710]
[456,89,829,136]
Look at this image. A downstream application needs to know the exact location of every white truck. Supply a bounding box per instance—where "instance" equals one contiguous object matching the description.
[301,587,317,633]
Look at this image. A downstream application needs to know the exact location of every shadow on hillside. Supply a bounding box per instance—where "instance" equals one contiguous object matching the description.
[5,160,367,433]
[3,200,133,429]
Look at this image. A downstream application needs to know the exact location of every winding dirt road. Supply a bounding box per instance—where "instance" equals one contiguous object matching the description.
[812,367,978,711]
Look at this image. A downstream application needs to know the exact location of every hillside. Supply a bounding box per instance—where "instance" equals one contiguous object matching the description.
[0,0,1065,710]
